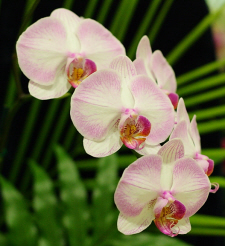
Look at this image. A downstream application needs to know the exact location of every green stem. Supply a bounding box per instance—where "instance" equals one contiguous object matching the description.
[84,0,99,18]
[149,0,174,45]
[9,99,41,183]
[127,0,162,59]
[189,105,225,121]
[177,73,225,96]
[62,0,74,9]
[184,86,225,107]
[167,5,225,65]
[177,58,225,85]
[198,119,225,134]
[96,0,114,24]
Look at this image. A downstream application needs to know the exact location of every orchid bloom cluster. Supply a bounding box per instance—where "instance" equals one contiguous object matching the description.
[16,8,219,238]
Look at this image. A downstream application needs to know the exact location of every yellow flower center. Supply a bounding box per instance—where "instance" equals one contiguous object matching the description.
[72,68,84,81]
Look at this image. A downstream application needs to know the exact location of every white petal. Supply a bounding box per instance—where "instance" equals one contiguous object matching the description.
[171,157,211,218]
[70,69,123,141]
[110,56,136,108]
[28,71,70,99]
[50,8,81,51]
[131,75,174,145]
[16,17,69,85]
[172,218,191,235]
[136,36,152,61]
[157,139,184,164]
[176,98,190,126]
[77,19,125,69]
[83,131,122,157]
[150,50,176,93]
[170,120,195,157]
[114,155,162,217]
[135,143,161,156]
[190,115,201,153]
[117,205,154,235]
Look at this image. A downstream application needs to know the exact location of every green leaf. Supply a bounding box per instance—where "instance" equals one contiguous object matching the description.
[177,58,225,85]
[210,176,225,188]
[0,233,7,246]
[55,145,88,246]
[0,176,37,246]
[92,154,119,244]
[177,73,225,97]
[202,149,225,165]
[188,105,225,121]
[29,160,63,246]
[109,233,192,246]
[191,214,225,228]
[184,86,225,107]
[198,119,225,134]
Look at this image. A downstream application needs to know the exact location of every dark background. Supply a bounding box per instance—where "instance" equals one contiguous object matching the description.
[0,0,224,245]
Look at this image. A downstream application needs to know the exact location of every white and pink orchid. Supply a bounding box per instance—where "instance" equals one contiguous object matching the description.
[16,8,125,99]
[70,55,175,157]
[114,139,212,236]
[133,36,179,109]
[170,98,214,176]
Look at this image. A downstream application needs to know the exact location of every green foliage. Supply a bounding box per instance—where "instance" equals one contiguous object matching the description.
[55,145,88,246]
[1,0,225,245]
[0,177,37,246]
[0,147,204,245]
[30,160,63,246]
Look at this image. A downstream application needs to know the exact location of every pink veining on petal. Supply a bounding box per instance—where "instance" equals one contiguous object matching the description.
[207,159,214,176]
[168,92,179,109]
[67,57,97,88]
[210,182,219,193]
[120,115,151,150]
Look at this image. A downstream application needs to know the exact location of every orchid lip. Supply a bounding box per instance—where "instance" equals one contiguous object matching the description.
[119,114,151,150]
[67,57,97,88]
[154,199,186,237]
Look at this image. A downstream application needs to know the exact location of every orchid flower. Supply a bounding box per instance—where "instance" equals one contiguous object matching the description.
[133,36,178,109]
[114,139,212,236]
[70,55,174,157]
[170,98,215,176]
[16,8,125,99]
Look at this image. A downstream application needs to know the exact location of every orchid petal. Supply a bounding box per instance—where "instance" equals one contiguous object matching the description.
[136,36,152,61]
[168,92,179,109]
[176,98,190,126]
[195,159,209,174]
[28,72,70,99]
[77,19,125,69]
[117,206,154,235]
[171,157,211,218]
[51,8,81,33]
[110,56,136,108]
[154,197,168,219]
[135,143,161,155]
[70,70,122,141]
[207,159,214,176]
[16,17,69,85]
[131,75,174,145]
[83,131,122,157]
[170,120,195,157]
[172,218,191,235]
[158,139,184,164]
[190,115,201,153]
[133,58,148,76]
[150,50,176,93]
[114,155,162,217]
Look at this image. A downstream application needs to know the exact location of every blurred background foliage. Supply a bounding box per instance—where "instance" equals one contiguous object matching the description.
[0,0,225,245]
